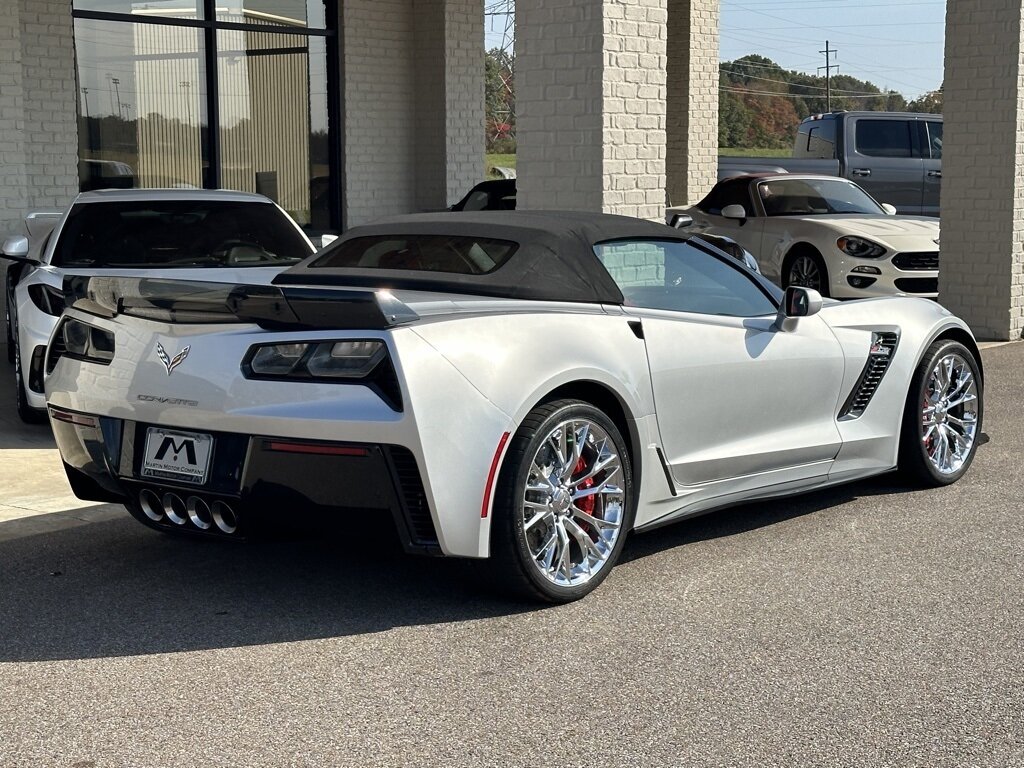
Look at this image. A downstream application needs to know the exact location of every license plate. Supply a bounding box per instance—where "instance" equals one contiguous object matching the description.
[141,428,214,485]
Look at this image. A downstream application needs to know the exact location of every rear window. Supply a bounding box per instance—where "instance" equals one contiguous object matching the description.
[310,235,519,275]
[52,200,312,269]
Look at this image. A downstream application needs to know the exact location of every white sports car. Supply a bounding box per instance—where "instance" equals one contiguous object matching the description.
[45,212,983,602]
[2,189,316,423]
[667,174,941,300]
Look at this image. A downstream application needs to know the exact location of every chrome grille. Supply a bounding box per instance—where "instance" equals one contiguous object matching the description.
[839,332,899,420]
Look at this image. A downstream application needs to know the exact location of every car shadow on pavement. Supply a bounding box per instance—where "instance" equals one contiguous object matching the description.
[0,472,921,663]
[622,472,914,564]
[0,513,534,663]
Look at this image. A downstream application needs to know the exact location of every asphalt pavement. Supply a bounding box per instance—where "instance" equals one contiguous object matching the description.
[0,341,1021,767]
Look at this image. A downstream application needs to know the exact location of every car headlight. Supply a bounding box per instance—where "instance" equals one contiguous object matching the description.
[245,340,387,380]
[837,236,887,258]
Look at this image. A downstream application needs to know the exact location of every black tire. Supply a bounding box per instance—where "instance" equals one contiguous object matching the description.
[14,335,46,424]
[783,248,830,298]
[897,339,983,487]
[488,399,635,603]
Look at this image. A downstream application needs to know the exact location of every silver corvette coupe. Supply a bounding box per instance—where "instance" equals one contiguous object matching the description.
[45,212,984,602]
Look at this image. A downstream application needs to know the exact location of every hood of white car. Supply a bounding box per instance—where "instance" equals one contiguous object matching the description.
[790,215,940,249]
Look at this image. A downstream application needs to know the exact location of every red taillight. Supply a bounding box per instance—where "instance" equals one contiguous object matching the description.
[480,431,511,519]
[265,441,369,457]
[49,409,97,428]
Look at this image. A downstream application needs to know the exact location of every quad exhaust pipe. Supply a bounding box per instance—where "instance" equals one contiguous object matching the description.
[138,490,239,535]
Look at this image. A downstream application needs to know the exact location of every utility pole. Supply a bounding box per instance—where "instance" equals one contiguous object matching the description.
[111,77,122,120]
[818,40,839,111]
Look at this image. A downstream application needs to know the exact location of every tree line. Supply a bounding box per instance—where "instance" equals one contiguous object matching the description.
[720,54,943,149]
[484,50,944,153]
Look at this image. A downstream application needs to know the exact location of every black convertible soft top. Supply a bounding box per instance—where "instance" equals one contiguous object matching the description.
[274,211,692,304]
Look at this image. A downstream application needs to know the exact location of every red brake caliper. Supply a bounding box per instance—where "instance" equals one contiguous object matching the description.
[573,456,597,536]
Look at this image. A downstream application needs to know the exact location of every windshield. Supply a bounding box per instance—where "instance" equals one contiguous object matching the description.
[757,178,884,216]
[52,200,312,269]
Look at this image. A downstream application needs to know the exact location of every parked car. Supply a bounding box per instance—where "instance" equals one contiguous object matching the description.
[450,179,517,211]
[668,174,941,300]
[46,212,983,602]
[719,111,943,216]
[1,189,316,423]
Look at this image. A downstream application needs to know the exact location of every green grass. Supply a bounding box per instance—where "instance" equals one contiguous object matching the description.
[719,147,792,158]
[485,153,517,179]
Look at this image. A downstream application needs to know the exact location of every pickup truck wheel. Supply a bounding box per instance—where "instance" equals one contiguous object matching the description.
[783,249,830,297]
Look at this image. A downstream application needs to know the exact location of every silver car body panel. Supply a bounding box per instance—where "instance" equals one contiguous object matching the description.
[46,281,974,558]
[10,189,315,410]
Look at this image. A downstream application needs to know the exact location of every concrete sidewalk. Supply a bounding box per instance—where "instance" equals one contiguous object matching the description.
[0,341,121,540]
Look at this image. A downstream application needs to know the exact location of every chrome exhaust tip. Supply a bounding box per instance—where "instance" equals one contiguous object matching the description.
[211,501,238,534]
[139,489,164,522]
[186,496,213,530]
[162,493,188,526]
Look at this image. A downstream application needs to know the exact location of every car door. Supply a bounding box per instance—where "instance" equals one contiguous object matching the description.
[595,239,845,488]
[920,120,942,216]
[847,116,925,213]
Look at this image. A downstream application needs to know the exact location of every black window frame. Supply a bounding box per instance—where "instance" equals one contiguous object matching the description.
[71,0,343,233]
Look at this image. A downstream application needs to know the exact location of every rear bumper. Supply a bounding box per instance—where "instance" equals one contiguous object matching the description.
[50,405,441,555]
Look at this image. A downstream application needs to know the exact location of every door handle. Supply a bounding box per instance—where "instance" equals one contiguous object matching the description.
[851,168,872,177]
[927,170,942,178]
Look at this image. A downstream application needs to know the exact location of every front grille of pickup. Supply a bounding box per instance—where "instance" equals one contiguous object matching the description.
[894,277,938,293]
[892,251,939,271]
[387,447,438,546]
[839,332,899,420]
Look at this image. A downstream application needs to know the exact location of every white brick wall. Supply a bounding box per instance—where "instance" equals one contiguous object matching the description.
[516,0,668,220]
[942,0,1024,340]
[0,0,77,334]
[342,0,419,227]
[666,0,718,208]
[413,0,484,211]
[344,0,482,227]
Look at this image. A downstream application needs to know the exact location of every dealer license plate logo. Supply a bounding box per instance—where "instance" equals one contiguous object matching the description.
[142,428,213,485]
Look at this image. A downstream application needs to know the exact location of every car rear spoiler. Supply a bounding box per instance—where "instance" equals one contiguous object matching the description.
[62,276,420,331]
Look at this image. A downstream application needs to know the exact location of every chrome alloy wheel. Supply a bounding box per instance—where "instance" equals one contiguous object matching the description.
[922,352,980,475]
[788,255,822,291]
[521,419,625,588]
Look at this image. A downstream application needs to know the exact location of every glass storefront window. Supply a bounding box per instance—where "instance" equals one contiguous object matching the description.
[217,30,328,228]
[73,1,203,19]
[75,18,208,192]
[216,1,326,29]
[72,1,338,232]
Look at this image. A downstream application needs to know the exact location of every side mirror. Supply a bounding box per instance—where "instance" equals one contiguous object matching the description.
[669,213,693,229]
[721,204,747,223]
[1,235,36,265]
[881,203,897,216]
[775,286,823,332]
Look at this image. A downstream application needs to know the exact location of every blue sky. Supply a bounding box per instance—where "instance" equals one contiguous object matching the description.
[486,0,945,100]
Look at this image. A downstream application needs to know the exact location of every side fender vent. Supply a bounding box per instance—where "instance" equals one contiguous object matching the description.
[839,331,899,420]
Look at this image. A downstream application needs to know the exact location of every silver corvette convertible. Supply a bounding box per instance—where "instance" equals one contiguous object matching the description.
[45,212,984,602]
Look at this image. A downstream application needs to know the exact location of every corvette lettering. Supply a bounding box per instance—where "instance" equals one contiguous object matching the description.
[137,395,199,407]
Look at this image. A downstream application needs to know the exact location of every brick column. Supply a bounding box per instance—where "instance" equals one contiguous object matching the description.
[666,0,719,208]
[516,0,667,219]
[414,0,484,211]
[941,0,1024,340]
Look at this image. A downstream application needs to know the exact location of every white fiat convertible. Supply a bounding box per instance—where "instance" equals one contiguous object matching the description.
[668,174,941,300]
[45,212,982,602]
